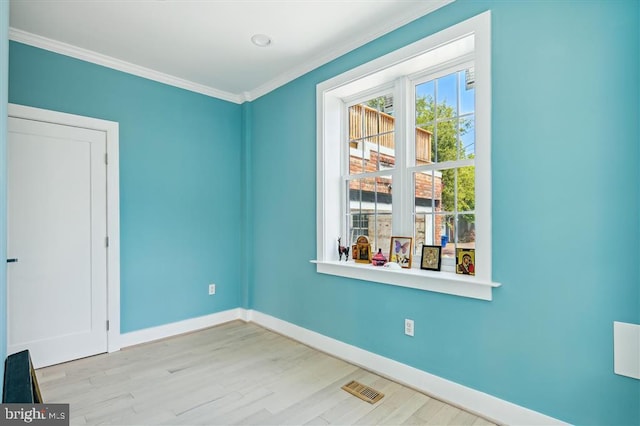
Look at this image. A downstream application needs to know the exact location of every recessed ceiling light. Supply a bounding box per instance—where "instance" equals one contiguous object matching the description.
[251,34,272,47]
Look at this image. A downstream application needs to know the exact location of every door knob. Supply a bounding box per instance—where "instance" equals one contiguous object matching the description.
[6,258,18,263]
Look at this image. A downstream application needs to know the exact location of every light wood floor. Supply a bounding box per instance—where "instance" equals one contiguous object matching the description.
[36,321,497,425]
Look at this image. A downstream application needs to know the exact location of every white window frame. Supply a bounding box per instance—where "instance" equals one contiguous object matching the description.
[314,11,500,301]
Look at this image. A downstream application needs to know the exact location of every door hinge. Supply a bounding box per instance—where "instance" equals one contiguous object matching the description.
[106,320,110,331]
[105,153,108,165]
[105,236,109,248]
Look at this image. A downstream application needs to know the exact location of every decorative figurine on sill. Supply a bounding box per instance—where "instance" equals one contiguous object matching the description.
[354,235,371,264]
[337,237,350,261]
[372,248,387,266]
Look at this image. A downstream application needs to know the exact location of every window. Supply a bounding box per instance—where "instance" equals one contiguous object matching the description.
[315,12,500,300]
[348,93,395,254]
[412,69,476,272]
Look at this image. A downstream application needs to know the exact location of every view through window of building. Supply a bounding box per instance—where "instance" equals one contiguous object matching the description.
[348,95,395,254]
[345,67,476,269]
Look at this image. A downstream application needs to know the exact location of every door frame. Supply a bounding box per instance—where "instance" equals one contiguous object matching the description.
[9,103,121,353]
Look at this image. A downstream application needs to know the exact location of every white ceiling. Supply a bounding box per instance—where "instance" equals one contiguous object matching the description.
[9,0,452,103]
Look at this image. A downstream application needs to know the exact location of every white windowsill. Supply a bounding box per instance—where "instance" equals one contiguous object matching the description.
[310,260,500,301]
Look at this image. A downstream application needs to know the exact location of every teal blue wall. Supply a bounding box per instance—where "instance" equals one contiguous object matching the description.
[248,1,640,425]
[8,42,243,333]
[0,0,9,394]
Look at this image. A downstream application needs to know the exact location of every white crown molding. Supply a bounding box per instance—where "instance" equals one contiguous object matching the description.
[243,0,455,101]
[9,28,244,104]
[9,0,453,104]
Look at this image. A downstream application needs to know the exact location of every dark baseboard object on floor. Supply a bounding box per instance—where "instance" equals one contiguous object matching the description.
[2,350,43,403]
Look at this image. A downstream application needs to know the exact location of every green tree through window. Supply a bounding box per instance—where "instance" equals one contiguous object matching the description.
[416,94,475,223]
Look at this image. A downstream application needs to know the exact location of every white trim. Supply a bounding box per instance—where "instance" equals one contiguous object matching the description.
[119,308,243,348]
[8,28,244,105]
[311,260,499,301]
[9,1,454,104]
[248,310,568,426]
[471,12,492,285]
[8,103,122,353]
[316,29,476,100]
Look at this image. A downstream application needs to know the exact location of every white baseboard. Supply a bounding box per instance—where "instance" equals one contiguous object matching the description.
[119,308,243,348]
[120,308,565,425]
[246,309,567,426]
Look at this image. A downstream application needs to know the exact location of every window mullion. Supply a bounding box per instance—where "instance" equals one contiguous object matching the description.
[345,169,396,181]
[392,77,412,238]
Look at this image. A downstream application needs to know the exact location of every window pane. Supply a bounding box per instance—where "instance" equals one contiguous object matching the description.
[436,73,458,118]
[416,123,433,165]
[351,212,369,238]
[414,211,429,249]
[460,115,475,158]
[434,119,459,162]
[414,170,440,249]
[348,104,368,175]
[459,68,475,115]
[437,213,455,259]
[416,71,476,165]
[348,96,395,175]
[444,214,476,262]
[439,167,456,213]
[456,166,475,213]
[348,176,392,254]
[373,133,396,171]
[457,213,476,251]
[373,213,392,257]
[416,80,434,107]
[415,125,432,165]
[415,81,434,165]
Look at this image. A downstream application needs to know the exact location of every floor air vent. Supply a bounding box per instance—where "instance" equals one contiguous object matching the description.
[341,380,384,404]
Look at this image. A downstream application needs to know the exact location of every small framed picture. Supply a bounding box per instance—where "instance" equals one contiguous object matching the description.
[420,245,441,271]
[389,236,413,268]
[456,248,475,276]
[355,243,371,263]
[354,236,371,264]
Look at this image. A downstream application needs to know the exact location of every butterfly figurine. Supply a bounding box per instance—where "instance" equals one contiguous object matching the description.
[394,239,410,254]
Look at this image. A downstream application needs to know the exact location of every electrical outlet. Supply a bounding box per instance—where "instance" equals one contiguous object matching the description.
[405,319,414,337]
[208,284,216,295]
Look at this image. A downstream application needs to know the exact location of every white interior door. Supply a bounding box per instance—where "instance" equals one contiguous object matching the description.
[7,116,108,368]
